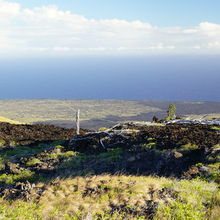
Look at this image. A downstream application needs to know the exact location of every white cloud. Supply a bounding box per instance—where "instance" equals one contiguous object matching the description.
[53,46,71,52]
[0,0,20,21]
[199,22,220,37]
[208,41,220,48]
[0,0,220,56]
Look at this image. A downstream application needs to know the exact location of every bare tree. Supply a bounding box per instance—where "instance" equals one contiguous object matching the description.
[76,109,80,135]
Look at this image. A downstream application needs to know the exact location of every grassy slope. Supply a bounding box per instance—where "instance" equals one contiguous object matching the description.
[0,175,219,220]
[0,123,219,219]
[0,110,219,219]
[0,116,22,125]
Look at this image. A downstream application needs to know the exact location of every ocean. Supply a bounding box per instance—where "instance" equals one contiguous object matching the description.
[0,55,219,101]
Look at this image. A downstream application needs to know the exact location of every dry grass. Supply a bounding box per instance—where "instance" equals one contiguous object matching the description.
[0,175,219,219]
[14,175,217,219]
[0,116,22,124]
[0,99,161,124]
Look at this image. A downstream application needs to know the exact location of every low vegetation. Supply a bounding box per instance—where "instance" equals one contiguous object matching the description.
[0,138,6,147]
[211,126,220,131]
[0,121,219,219]
[0,175,219,219]
[178,143,199,151]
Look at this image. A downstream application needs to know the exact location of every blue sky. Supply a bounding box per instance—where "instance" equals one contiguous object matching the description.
[12,0,220,26]
[0,0,220,56]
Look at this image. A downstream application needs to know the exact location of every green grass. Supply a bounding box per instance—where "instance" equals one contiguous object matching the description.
[208,145,220,163]
[0,141,65,160]
[9,141,19,147]
[26,158,42,166]
[98,148,123,162]
[45,150,78,160]
[156,179,220,220]
[143,142,158,148]
[211,126,220,131]
[0,198,43,220]
[0,145,46,165]
[147,137,155,141]
[0,141,66,172]
[0,138,6,147]
[0,176,218,219]
[179,143,199,151]
[99,127,109,131]
[0,170,35,184]
[58,148,123,170]
[57,153,89,169]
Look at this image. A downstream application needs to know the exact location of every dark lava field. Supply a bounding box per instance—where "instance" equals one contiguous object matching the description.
[0,122,219,191]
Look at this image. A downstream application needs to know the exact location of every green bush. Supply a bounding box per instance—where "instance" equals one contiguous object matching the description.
[211,126,220,131]
[179,143,199,151]
[165,104,177,121]
[0,138,6,147]
[26,158,42,166]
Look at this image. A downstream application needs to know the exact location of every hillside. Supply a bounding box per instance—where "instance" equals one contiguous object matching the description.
[0,116,22,125]
[0,99,220,129]
[0,121,219,219]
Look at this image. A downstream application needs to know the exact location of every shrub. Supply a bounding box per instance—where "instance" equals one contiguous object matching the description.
[26,158,42,166]
[142,142,158,149]
[99,127,109,131]
[166,104,177,121]
[179,143,199,151]
[0,138,6,147]
[46,151,78,160]
[211,126,220,131]
[54,145,65,150]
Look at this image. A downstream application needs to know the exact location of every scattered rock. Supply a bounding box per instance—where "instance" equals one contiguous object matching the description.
[0,181,38,201]
[127,156,136,162]
[5,162,22,174]
[167,119,220,126]
[174,151,183,158]
[199,166,209,173]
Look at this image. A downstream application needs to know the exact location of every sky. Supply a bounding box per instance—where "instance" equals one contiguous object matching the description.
[0,0,220,57]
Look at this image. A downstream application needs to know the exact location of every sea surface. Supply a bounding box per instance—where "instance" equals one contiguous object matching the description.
[0,55,219,101]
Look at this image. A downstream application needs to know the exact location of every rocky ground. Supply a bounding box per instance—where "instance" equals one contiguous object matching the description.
[0,121,219,219]
[0,122,90,146]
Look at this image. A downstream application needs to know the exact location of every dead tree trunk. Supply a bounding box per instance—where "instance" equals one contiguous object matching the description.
[76,109,80,135]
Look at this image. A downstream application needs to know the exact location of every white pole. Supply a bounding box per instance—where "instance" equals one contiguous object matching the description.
[76,109,80,135]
